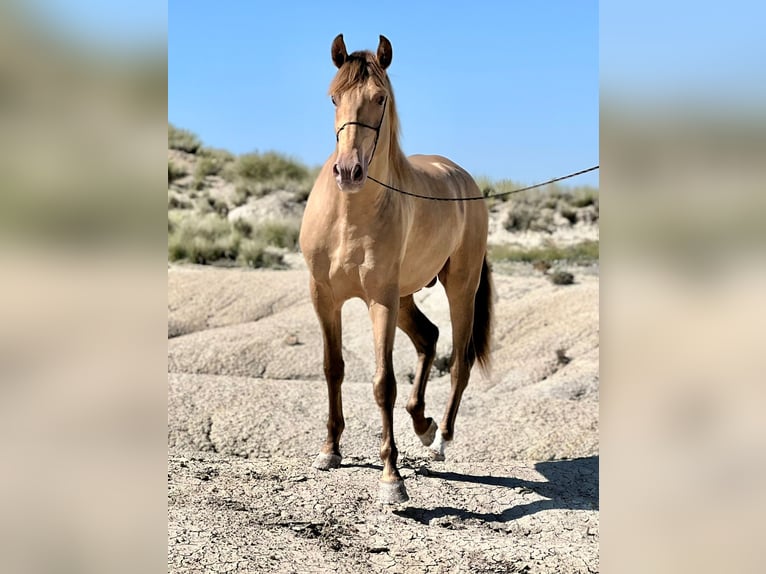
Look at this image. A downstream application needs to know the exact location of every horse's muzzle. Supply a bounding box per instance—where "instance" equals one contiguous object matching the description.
[333,160,366,191]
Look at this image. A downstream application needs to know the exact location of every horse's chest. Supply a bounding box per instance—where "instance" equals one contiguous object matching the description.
[330,241,365,279]
[327,230,397,291]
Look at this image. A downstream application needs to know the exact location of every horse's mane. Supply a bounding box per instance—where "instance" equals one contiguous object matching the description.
[328,51,408,184]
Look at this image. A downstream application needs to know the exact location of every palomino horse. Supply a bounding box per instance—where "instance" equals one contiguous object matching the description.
[299,34,493,504]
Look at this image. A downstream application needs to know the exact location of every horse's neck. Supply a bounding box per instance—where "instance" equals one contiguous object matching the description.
[367,132,409,191]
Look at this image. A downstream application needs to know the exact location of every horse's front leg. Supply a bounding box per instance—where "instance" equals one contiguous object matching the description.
[368,286,409,504]
[309,279,345,471]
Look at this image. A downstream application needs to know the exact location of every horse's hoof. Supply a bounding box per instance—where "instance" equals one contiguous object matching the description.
[428,430,449,462]
[378,480,409,505]
[429,448,445,462]
[312,453,342,471]
[417,419,438,447]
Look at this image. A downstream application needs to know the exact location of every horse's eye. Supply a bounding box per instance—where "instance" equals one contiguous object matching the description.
[376,95,385,105]
[331,95,337,106]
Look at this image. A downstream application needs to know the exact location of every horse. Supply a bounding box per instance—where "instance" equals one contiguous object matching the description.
[299,34,493,504]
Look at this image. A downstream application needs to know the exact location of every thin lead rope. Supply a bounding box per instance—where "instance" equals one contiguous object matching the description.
[368,165,599,202]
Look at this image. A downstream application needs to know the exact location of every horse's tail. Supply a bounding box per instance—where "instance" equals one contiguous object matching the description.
[473,255,494,375]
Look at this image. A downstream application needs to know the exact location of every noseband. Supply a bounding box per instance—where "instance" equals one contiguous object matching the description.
[334,97,388,162]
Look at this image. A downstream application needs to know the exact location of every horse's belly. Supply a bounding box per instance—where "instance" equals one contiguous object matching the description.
[398,248,451,296]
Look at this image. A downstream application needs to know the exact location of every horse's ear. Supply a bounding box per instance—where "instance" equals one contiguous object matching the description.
[331,34,347,68]
[377,35,392,70]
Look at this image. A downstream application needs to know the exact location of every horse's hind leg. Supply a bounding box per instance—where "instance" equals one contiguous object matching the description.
[398,295,439,446]
[309,280,345,470]
[430,267,481,461]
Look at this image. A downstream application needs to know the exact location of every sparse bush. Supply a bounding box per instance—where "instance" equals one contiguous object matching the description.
[167,211,288,268]
[168,192,192,210]
[203,195,229,216]
[560,207,578,225]
[193,149,236,189]
[229,151,315,201]
[529,208,555,232]
[571,187,598,208]
[549,269,575,285]
[168,212,239,264]
[168,124,202,154]
[168,161,187,183]
[504,204,537,232]
[542,187,567,209]
[432,353,452,376]
[237,240,285,268]
[252,220,301,250]
[232,218,253,238]
[236,151,309,183]
[201,147,235,164]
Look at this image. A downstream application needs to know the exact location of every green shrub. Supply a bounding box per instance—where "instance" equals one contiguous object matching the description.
[168,124,202,154]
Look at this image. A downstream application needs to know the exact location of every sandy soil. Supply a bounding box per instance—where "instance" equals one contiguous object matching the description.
[168,265,599,573]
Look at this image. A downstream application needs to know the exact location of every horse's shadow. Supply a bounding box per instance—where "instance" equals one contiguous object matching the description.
[348,456,598,525]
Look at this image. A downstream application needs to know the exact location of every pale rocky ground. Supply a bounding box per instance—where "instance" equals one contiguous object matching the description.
[168,262,599,573]
[168,146,599,573]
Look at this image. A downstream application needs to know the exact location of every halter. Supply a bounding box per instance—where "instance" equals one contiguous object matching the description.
[334,97,387,163]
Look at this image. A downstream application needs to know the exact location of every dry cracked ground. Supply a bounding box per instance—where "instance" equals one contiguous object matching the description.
[168,265,599,573]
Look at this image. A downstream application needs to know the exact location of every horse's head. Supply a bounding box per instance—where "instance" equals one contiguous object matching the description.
[328,34,393,192]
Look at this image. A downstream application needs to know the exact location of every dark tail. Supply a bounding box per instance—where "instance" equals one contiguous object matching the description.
[472,256,494,375]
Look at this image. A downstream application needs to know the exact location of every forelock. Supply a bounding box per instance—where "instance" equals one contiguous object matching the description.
[329,51,388,95]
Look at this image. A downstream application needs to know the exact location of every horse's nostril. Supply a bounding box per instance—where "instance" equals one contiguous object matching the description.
[352,164,363,181]
[332,164,340,177]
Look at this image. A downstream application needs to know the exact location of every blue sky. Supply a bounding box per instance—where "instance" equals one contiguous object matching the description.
[601,1,766,108]
[169,1,599,187]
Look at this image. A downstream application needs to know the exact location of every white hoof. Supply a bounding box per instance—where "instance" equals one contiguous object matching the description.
[379,480,409,505]
[428,430,450,461]
[417,419,438,447]
[312,453,342,470]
